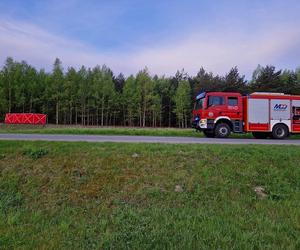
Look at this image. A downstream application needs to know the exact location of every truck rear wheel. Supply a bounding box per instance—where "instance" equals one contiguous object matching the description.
[252,132,269,139]
[215,123,231,138]
[203,130,215,138]
[272,124,289,139]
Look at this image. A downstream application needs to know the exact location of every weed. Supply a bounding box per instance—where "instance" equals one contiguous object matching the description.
[0,174,23,213]
[22,148,49,160]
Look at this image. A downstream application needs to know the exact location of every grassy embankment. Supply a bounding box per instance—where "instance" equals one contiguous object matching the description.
[0,124,198,137]
[1,141,300,249]
[2,125,300,139]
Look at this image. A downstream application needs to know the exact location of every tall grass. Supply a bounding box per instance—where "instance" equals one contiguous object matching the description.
[0,141,300,248]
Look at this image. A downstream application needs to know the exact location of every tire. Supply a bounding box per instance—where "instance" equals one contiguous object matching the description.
[215,123,231,138]
[272,124,289,139]
[203,130,215,138]
[252,132,269,139]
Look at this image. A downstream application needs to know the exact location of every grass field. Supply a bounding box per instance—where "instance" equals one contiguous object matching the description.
[0,124,199,137]
[2,124,300,140]
[1,141,300,249]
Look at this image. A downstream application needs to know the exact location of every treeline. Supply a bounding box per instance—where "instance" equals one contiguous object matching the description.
[0,57,300,127]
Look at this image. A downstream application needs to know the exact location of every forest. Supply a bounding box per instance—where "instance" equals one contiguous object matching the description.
[0,57,300,127]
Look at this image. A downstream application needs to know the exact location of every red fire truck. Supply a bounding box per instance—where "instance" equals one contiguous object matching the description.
[192,92,300,139]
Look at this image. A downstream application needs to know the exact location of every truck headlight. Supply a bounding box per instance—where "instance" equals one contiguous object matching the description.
[200,119,207,124]
[199,119,207,128]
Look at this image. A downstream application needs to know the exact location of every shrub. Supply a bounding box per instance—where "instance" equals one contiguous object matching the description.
[23,148,49,160]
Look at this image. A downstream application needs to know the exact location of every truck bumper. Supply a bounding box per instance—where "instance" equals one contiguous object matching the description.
[192,119,214,131]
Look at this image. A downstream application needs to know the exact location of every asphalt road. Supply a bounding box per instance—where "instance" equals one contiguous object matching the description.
[0,133,300,145]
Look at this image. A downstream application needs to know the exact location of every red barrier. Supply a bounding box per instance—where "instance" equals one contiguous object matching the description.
[5,113,47,125]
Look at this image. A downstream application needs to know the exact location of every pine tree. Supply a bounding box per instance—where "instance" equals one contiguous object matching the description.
[50,58,64,124]
[1,56,300,127]
[92,65,115,126]
[136,68,152,127]
[2,57,16,113]
[280,70,298,94]
[123,75,138,126]
[174,80,191,128]
[223,67,248,93]
[250,65,281,92]
[65,67,78,124]
[0,70,6,119]
[77,66,88,125]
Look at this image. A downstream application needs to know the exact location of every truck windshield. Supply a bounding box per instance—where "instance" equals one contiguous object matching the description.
[194,98,204,110]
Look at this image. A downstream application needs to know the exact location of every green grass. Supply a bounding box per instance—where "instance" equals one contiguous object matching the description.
[1,124,300,140]
[1,141,300,249]
[0,124,198,137]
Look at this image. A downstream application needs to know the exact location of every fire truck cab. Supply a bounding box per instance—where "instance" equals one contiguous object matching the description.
[192,91,300,139]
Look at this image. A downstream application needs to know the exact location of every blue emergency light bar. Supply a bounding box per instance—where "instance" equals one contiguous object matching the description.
[196,92,206,100]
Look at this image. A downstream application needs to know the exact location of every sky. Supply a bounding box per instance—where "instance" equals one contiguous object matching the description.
[0,0,299,78]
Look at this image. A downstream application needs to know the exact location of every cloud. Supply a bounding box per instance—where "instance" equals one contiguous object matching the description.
[0,20,106,67]
[132,27,300,76]
[0,18,299,78]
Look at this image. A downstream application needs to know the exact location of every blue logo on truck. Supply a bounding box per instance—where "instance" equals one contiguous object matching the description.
[274,104,288,111]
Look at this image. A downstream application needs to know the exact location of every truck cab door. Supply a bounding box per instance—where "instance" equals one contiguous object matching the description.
[206,95,226,117]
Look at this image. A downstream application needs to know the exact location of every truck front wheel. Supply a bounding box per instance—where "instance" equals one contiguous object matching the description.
[272,124,289,139]
[215,123,231,138]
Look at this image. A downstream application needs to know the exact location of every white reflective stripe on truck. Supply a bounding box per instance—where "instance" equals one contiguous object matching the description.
[214,116,231,123]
